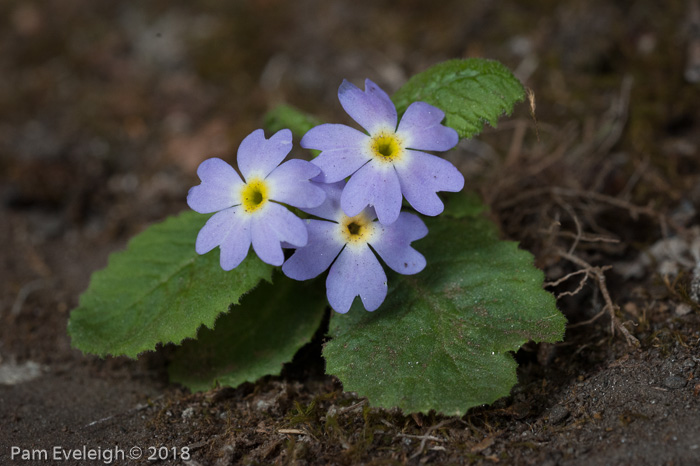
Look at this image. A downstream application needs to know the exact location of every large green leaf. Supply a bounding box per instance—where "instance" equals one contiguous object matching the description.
[392,58,525,139]
[68,211,273,358]
[323,194,565,416]
[169,274,327,391]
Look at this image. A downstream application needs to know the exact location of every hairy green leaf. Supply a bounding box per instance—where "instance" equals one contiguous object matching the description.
[68,211,273,358]
[169,275,327,391]
[392,58,525,139]
[441,190,488,219]
[323,196,565,416]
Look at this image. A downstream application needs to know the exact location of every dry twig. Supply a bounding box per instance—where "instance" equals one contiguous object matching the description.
[402,418,458,460]
[557,249,639,346]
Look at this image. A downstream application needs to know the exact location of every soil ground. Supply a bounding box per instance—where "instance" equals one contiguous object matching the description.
[1,1,700,465]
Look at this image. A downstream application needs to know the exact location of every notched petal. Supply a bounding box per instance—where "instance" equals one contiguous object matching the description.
[282,220,343,281]
[326,245,387,313]
[188,158,243,213]
[301,124,367,150]
[338,79,397,135]
[341,163,402,224]
[371,212,428,275]
[397,101,459,151]
[266,159,326,208]
[395,150,464,216]
[238,128,293,180]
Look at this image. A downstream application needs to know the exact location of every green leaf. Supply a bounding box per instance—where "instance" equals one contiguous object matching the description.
[68,211,273,358]
[263,104,323,140]
[392,58,525,139]
[323,195,565,416]
[442,190,488,219]
[169,274,327,391]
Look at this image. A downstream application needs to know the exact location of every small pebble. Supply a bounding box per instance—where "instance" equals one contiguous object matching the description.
[548,405,570,424]
[256,399,272,411]
[0,360,43,385]
[662,375,687,390]
[675,303,692,316]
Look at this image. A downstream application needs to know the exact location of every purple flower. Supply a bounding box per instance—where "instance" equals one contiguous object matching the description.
[282,181,428,313]
[187,129,325,270]
[301,79,464,225]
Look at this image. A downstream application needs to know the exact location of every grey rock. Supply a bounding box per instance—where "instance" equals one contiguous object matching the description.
[662,375,687,390]
[549,404,571,424]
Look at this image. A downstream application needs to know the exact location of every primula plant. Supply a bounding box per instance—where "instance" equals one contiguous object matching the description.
[68,58,566,416]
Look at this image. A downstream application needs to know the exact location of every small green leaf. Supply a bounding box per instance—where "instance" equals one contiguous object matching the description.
[323,195,565,416]
[68,211,273,358]
[392,58,525,139]
[264,104,323,140]
[169,274,327,392]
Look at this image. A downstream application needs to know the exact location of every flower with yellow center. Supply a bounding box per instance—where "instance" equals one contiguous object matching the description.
[301,78,464,225]
[240,178,269,213]
[187,129,325,270]
[339,212,376,246]
[369,132,404,164]
[283,182,428,314]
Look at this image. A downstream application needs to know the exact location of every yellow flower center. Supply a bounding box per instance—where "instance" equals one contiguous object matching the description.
[240,178,268,213]
[370,132,404,163]
[340,212,375,245]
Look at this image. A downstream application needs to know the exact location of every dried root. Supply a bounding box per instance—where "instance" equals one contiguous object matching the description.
[473,76,674,346]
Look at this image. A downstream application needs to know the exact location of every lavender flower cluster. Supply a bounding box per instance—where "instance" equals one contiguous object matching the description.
[187,80,463,313]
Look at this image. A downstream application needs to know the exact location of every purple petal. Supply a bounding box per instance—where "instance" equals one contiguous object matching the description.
[394,150,465,216]
[302,124,371,183]
[298,181,345,221]
[187,158,243,213]
[338,79,397,135]
[396,101,459,151]
[265,203,309,247]
[282,220,344,280]
[301,123,368,150]
[196,206,252,271]
[371,212,428,275]
[219,232,252,271]
[237,129,293,180]
[327,245,387,313]
[311,148,371,183]
[251,203,308,266]
[250,221,283,266]
[341,162,402,225]
[265,159,325,208]
[195,206,244,254]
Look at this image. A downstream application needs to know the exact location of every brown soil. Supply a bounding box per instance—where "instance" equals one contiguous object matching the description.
[2,1,699,465]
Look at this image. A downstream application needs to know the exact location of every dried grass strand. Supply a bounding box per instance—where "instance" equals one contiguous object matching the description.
[557,249,639,346]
